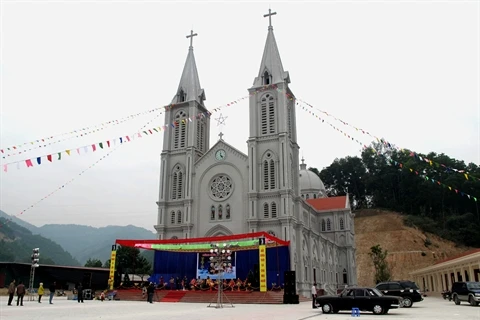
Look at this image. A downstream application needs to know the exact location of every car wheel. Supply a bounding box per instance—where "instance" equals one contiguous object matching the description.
[402,297,413,308]
[372,304,383,315]
[453,294,461,305]
[321,303,333,314]
[469,296,479,306]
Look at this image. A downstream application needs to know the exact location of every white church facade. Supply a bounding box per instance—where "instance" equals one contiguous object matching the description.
[154,11,357,296]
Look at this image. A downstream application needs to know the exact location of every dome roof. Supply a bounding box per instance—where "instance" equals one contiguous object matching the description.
[299,158,327,197]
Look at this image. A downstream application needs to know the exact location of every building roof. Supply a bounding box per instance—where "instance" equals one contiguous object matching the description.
[434,248,480,265]
[299,159,327,196]
[253,24,290,87]
[306,196,349,211]
[171,44,205,105]
[0,262,109,272]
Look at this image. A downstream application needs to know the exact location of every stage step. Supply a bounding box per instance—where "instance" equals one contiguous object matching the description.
[161,290,188,302]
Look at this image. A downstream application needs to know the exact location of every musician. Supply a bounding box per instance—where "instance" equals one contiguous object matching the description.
[236,278,242,291]
[190,278,197,291]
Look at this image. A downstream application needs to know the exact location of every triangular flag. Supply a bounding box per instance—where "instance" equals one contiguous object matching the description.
[47,154,52,162]
[107,140,111,147]
[99,142,103,149]
[66,150,71,155]
[58,152,62,160]
[37,157,41,165]
[92,144,97,152]
[3,164,7,172]
[25,159,33,167]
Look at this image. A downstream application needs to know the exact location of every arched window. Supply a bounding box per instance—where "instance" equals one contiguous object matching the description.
[263,71,270,85]
[262,151,276,190]
[171,211,176,224]
[271,202,277,218]
[226,204,231,219]
[326,218,331,231]
[314,194,317,199]
[340,218,345,230]
[173,110,187,149]
[306,194,310,199]
[171,165,184,199]
[260,94,275,135]
[218,204,223,220]
[301,194,304,198]
[210,205,215,220]
[171,236,178,240]
[178,89,186,102]
[268,230,276,237]
[196,118,205,152]
[321,219,326,232]
[263,203,269,218]
[177,210,182,224]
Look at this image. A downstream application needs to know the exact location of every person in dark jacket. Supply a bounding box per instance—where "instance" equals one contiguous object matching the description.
[147,282,154,303]
[7,280,15,306]
[16,281,26,306]
[77,283,84,303]
[49,282,56,304]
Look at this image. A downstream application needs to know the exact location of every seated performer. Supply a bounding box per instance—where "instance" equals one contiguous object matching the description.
[228,279,235,291]
[236,278,242,291]
[190,278,197,291]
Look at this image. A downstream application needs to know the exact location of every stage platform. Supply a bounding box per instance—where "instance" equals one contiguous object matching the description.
[114,289,308,304]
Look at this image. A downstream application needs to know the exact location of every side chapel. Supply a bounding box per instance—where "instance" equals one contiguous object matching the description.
[155,10,357,296]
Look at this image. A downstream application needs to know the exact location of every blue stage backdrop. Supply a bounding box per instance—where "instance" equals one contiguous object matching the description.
[149,246,290,288]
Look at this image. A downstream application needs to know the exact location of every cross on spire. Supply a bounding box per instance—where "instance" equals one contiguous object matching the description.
[263,8,277,30]
[215,113,228,140]
[186,30,198,48]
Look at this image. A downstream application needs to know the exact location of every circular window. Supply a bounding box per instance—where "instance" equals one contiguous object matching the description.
[210,175,233,200]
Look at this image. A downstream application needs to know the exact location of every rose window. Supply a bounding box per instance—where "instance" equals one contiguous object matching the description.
[210,175,233,200]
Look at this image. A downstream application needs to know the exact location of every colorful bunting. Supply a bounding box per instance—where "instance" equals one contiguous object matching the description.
[297,106,479,203]
[0,84,278,159]
[292,97,478,181]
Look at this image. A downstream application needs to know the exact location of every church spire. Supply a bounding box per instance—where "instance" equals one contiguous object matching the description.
[253,9,290,87]
[300,157,307,170]
[171,30,206,105]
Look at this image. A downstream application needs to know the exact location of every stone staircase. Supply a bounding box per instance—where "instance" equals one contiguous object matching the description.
[161,291,187,302]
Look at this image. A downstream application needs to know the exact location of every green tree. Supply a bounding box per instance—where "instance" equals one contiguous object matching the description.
[110,246,152,287]
[84,258,103,268]
[369,244,391,284]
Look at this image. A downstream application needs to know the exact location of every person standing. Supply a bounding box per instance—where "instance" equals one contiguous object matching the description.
[49,282,56,304]
[16,281,26,306]
[146,282,154,303]
[311,283,318,309]
[7,280,15,306]
[38,282,45,303]
[77,283,84,303]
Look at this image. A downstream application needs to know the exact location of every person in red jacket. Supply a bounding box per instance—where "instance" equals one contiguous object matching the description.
[16,281,26,306]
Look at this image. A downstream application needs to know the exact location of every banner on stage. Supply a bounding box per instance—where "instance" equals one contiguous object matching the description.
[196,252,237,280]
[259,239,267,292]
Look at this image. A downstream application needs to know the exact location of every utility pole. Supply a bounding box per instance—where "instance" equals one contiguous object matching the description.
[28,248,40,301]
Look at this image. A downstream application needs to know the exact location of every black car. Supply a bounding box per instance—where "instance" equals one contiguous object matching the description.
[451,281,480,306]
[375,281,423,308]
[316,287,403,315]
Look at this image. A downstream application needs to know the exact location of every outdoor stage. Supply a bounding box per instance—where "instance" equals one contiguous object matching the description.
[116,231,291,293]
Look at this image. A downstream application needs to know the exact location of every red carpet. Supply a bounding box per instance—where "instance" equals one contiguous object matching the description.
[161,291,188,302]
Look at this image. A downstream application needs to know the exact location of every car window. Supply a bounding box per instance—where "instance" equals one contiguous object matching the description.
[376,284,387,290]
[388,283,402,290]
[462,283,467,290]
[400,281,419,289]
[355,289,366,297]
[346,290,355,297]
[467,283,480,290]
[370,288,383,296]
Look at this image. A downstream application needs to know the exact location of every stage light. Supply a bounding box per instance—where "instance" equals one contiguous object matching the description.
[28,248,40,301]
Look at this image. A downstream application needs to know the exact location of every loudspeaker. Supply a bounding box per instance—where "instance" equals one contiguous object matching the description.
[283,271,296,296]
[253,264,260,287]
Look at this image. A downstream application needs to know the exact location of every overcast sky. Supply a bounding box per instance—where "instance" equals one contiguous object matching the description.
[0,0,478,231]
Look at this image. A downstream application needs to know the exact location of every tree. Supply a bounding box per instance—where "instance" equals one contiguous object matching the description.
[111,246,152,287]
[85,258,103,268]
[369,244,391,284]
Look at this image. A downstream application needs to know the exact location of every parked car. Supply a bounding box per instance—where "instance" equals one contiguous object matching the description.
[316,287,403,315]
[375,280,423,308]
[451,281,480,306]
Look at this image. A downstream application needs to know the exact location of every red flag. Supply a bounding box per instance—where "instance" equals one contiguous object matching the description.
[107,140,110,147]
[92,144,97,152]
[25,159,33,167]
[47,154,52,162]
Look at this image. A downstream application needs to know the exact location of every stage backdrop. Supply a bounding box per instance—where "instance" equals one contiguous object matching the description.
[149,246,289,288]
[196,252,237,280]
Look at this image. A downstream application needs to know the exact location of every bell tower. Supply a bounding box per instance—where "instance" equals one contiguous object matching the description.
[155,30,210,240]
[247,10,300,240]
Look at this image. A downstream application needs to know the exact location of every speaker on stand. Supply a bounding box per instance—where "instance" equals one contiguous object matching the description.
[283,271,299,304]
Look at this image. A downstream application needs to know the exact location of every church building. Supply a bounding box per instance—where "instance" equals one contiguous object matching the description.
[155,10,357,296]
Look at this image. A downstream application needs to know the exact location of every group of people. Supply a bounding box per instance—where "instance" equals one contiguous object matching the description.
[7,280,57,306]
[155,276,252,291]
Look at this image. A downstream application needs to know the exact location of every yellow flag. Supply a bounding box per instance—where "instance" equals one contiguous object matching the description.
[66,150,71,155]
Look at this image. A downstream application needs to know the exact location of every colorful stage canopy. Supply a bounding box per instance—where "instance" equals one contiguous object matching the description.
[116,231,290,253]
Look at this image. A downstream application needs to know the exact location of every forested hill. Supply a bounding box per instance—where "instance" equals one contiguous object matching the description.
[312,142,480,247]
[0,217,80,266]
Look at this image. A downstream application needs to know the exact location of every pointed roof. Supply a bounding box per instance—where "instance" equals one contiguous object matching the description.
[171,32,205,105]
[253,21,290,87]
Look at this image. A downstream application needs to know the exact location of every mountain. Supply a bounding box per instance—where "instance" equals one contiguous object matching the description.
[355,209,469,286]
[34,224,156,265]
[0,210,39,233]
[0,217,80,266]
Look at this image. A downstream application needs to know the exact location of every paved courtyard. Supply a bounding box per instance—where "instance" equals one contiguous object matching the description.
[1,296,479,319]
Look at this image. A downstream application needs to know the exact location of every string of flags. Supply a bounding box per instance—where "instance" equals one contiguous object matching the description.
[1,84,280,172]
[0,84,278,160]
[0,113,164,228]
[297,105,479,203]
[293,97,478,182]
